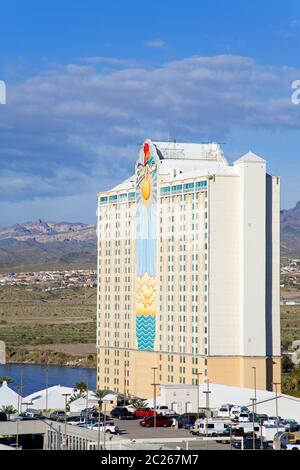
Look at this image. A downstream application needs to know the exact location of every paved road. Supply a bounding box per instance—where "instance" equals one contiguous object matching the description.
[113,420,231,450]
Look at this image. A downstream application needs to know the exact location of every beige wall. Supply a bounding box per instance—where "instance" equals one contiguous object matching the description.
[207,356,281,391]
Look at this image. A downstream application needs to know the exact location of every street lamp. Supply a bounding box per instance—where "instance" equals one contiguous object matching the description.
[151,367,159,429]
[45,365,49,415]
[252,367,257,413]
[62,393,71,450]
[193,371,203,419]
[250,397,256,450]
[202,379,211,437]
[86,374,89,411]
[123,360,127,406]
[273,382,281,445]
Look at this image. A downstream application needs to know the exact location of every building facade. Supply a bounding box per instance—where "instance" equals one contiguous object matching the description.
[96,140,281,398]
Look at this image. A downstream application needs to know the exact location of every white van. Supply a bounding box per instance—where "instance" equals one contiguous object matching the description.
[238,412,251,422]
[217,404,234,418]
[230,406,249,420]
[191,419,229,436]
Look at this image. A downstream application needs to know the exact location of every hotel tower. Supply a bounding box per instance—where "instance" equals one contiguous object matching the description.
[96,140,281,398]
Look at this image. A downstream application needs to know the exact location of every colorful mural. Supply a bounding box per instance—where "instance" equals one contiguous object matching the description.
[135,140,159,351]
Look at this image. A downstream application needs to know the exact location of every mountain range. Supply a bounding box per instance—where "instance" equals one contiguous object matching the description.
[280,201,300,257]
[0,201,299,272]
[0,220,97,272]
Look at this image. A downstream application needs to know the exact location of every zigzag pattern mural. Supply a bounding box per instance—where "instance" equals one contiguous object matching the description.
[136,315,156,350]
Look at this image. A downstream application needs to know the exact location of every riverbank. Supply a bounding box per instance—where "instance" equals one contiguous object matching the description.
[0,283,97,368]
[6,345,96,368]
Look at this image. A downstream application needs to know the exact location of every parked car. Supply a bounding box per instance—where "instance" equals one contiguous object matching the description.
[178,414,198,429]
[267,416,282,426]
[255,414,269,424]
[0,412,7,422]
[230,406,249,420]
[140,415,173,427]
[49,411,66,422]
[284,419,299,432]
[87,421,119,434]
[67,416,86,426]
[134,407,154,419]
[283,440,300,450]
[124,405,136,413]
[110,407,134,420]
[233,437,269,449]
[165,413,181,426]
[238,412,252,423]
[154,405,171,416]
[218,404,234,418]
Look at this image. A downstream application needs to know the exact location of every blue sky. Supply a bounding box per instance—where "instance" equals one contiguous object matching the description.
[0,0,300,226]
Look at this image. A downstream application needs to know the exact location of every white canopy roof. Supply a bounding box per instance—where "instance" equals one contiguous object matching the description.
[0,381,22,410]
[154,383,300,421]
[24,385,75,411]
[69,391,118,412]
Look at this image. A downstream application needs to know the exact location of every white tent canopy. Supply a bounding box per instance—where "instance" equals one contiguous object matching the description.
[69,391,118,412]
[149,383,300,421]
[24,385,76,411]
[0,381,22,411]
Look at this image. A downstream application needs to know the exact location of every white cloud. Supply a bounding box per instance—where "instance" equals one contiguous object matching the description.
[0,53,299,213]
[146,39,166,49]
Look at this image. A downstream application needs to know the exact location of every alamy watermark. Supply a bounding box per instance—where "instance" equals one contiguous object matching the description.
[0,80,6,104]
[291,80,300,105]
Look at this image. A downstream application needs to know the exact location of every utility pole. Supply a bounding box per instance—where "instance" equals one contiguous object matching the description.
[250,397,256,450]
[45,365,49,415]
[273,382,281,445]
[193,371,203,419]
[252,367,257,413]
[103,402,107,450]
[97,399,103,450]
[124,360,127,406]
[151,367,159,429]
[62,393,71,450]
[16,386,20,449]
[202,379,211,437]
[86,374,89,410]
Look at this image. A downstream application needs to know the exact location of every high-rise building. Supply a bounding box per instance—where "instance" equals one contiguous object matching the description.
[96,140,281,398]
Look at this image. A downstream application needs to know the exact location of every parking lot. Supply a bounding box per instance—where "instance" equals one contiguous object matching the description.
[108,419,233,450]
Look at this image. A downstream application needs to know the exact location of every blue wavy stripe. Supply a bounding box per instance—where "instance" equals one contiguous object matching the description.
[136,315,156,351]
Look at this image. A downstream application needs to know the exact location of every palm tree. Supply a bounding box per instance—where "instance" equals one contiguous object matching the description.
[0,376,13,386]
[73,381,87,396]
[68,392,82,404]
[0,405,17,414]
[130,398,147,409]
[93,389,108,413]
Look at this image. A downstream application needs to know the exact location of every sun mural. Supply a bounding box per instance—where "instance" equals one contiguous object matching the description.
[135,140,159,351]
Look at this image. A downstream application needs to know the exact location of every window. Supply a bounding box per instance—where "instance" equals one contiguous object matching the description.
[172,184,182,194]
[183,182,194,193]
[196,181,207,189]
[161,186,170,195]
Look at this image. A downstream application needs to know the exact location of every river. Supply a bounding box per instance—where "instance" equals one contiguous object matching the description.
[0,363,96,396]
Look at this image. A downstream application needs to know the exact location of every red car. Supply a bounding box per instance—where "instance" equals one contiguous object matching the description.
[134,408,154,419]
[139,416,173,427]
